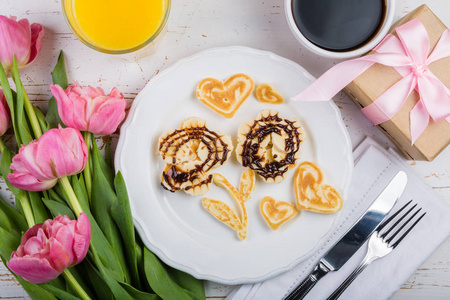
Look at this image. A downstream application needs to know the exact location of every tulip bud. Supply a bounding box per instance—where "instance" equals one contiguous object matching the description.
[0,16,44,74]
[7,213,91,284]
[0,90,11,136]
[50,83,127,135]
[7,126,88,191]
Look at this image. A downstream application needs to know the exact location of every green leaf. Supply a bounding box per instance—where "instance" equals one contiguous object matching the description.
[0,198,27,233]
[90,250,134,300]
[47,275,68,292]
[0,141,20,196]
[168,267,205,300]
[92,135,114,189]
[144,248,203,300]
[47,51,68,128]
[0,208,17,234]
[0,63,21,146]
[105,136,112,168]
[28,191,49,224]
[119,282,160,300]
[111,171,140,288]
[91,139,129,283]
[0,227,20,259]
[11,59,34,144]
[14,192,25,220]
[33,105,50,133]
[135,238,152,293]
[53,184,69,204]
[48,188,66,204]
[52,51,69,88]
[0,200,27,233]
[84,210,125,282]
[18,115,33,146]
[15,276,59,300]
[85,260,114,300]
[40,283,81,300]
[65,264,95,299]
[43,199,76,220]
[71,175,89,213]
[47,97,65,129]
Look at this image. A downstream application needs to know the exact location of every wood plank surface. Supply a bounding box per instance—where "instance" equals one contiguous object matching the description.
[1,0,449,299]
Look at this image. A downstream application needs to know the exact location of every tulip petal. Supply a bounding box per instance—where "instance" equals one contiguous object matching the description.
[51,83,126,135]
[0,90,11,136]
[54,225,75,257]
[27,23,44,66]
[8,127,87,191]
[7,171,57,191]
[51,84,76,128]
[15,140,55,180]
[0,16,31,72]
[69,92,89,130]
[89,98,127,134]
[24,236,45,255]
[72,213,90,265]
[84,85,105,99]
[59,126,88,172]
[48,237,72,272]
[7,256,61,284]
[35,127,87,178]
[21,223,43,244]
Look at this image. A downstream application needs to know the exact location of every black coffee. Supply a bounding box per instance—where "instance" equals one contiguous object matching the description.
[292,0,386,51]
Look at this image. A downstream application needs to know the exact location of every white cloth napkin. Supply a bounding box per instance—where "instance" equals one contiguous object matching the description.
[226,137,450,300]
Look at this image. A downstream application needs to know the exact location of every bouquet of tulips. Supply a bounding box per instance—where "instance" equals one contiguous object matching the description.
[0,16,205,300]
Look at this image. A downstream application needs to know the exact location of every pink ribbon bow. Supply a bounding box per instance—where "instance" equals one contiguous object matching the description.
[292,18,450,144]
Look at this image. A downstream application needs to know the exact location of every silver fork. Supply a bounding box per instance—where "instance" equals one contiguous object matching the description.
[327,200,426,300]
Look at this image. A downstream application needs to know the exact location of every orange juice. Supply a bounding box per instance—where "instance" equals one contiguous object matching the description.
[64,0,169,52]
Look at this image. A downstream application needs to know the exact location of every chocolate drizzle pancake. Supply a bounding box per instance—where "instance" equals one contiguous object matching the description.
[158,117,233,195]
[236,110,305,183]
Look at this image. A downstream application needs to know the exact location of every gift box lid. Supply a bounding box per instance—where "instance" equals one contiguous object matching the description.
[345,4,450,161]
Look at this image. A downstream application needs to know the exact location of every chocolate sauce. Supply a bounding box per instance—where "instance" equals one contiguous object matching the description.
[159,125,230,192]
[241,113,302,179]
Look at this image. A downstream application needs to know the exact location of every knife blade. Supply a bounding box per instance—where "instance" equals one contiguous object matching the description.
[284,171,407,300]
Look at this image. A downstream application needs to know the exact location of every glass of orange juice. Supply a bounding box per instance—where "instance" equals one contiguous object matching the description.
[62,0,170,59]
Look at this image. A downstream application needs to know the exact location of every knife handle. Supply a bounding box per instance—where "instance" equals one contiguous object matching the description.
[284,262,330,300]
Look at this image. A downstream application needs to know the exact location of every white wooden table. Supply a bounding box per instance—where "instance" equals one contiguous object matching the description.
[1,0,449,299]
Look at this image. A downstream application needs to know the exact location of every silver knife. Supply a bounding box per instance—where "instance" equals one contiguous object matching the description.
[284,171,407,300]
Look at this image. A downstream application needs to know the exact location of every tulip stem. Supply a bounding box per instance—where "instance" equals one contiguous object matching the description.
[63,269,91,300]
[83,132,92,199]
[0,139,5,154]
[20,193,35,228]
[22,87,43,139]
[59,176,83,217]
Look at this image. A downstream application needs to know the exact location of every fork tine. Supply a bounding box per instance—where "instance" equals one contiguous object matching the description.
[391,212,426,248]
[376,199,412,233]
[385,207,421,244]
[381,203,418,239]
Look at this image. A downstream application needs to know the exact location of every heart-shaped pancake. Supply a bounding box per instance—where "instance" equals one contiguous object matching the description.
[255,83,284,104]
[196,73,254,118]
[294,161,342,213]
[260,196,298,230]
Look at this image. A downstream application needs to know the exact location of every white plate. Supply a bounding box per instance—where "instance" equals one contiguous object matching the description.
[115,46,353,284]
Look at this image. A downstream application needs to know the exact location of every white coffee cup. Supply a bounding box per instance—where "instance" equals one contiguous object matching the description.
[284,0,396,59]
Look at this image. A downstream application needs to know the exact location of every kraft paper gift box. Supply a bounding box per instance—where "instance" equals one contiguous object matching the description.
[344,4,450,161]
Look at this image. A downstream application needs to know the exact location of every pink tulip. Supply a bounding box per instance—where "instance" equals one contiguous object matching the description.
[50,83,127,135]
[7,126,88,191]
[0,16,44,74]
[7,213,91,284]
[0,90,11,136]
